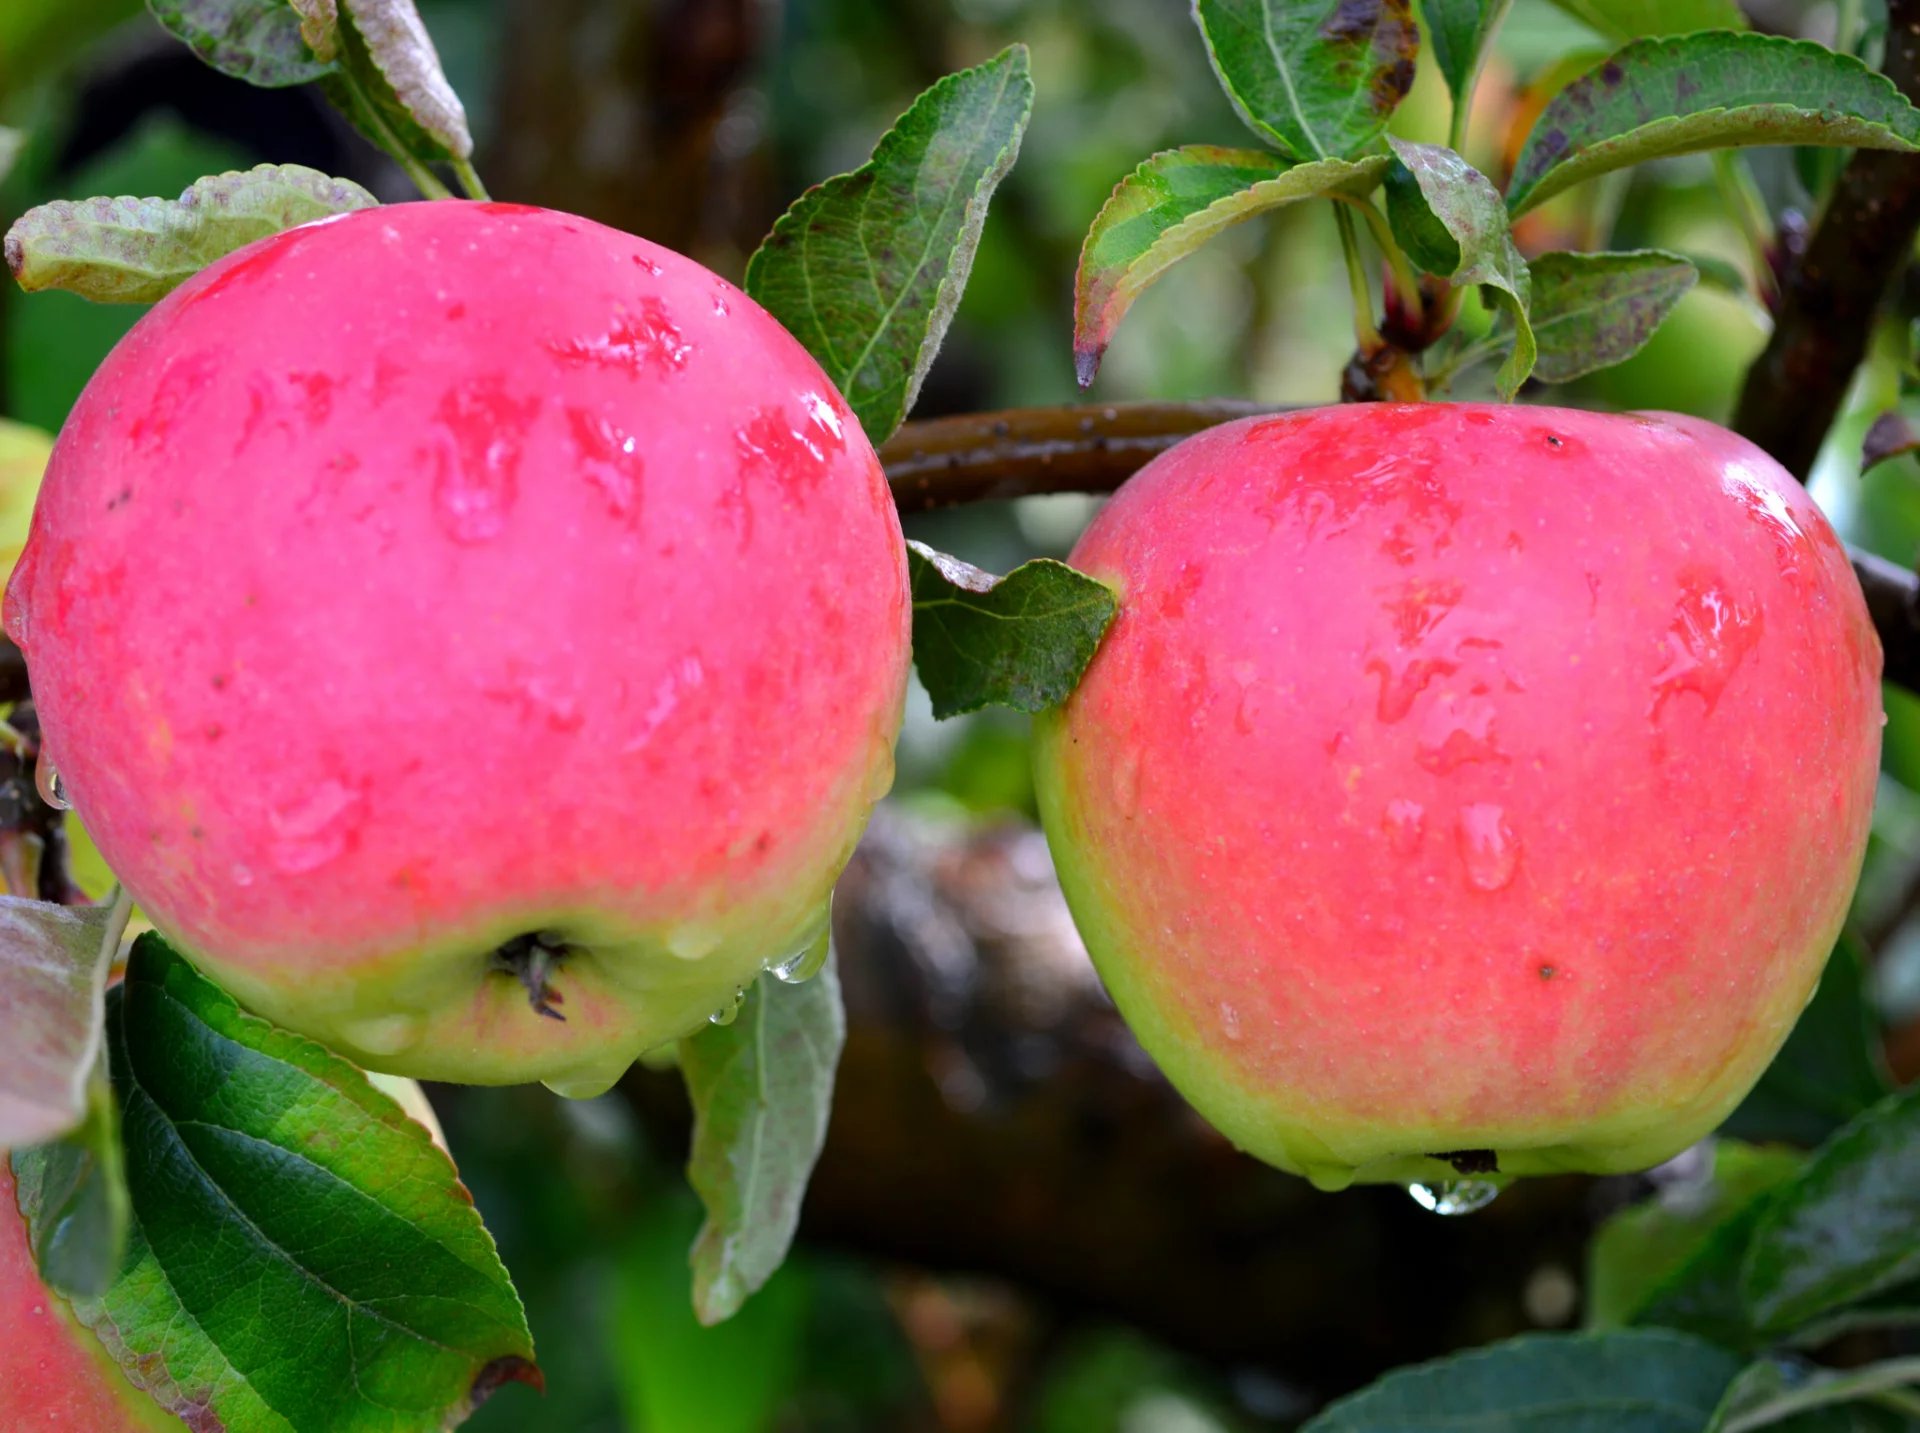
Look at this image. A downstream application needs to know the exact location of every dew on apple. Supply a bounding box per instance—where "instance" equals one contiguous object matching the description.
[1406,1180,1500,1216]
[34,755,69,810]
[767,900,832,983]
[1382,798,1424,855]
[342,1012,426,1057]
[708,985,747,1026]
[768,934,829,985]
[1456,802,1518,892]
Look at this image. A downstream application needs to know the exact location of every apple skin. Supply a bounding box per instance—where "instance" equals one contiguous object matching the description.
[1,1162,182,1430]
[1033,404,1881,1190]
[9,201,909,1094]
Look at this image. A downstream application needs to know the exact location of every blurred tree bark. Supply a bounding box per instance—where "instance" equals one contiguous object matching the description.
[483,0,781,274]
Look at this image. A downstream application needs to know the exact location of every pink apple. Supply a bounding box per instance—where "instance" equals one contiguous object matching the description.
[1033,404,1881,1189]
[1,1162,181,1429]
[10,201,909,1094]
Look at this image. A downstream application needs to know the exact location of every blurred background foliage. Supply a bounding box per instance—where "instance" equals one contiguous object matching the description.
[4,1,1918,1429]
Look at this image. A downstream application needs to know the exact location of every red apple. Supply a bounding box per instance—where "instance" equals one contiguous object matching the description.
[9,201,909,1094]
[1033,404,1881,1190]
[1,1162,181,1430]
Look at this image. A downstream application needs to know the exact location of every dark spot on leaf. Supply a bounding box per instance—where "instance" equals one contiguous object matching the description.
[1322,0,1382,40]
[471,1355,545,1405]
[1600,61,1625,88]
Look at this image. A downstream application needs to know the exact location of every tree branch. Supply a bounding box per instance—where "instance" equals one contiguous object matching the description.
[883,401,1920,694]
[1730,0,1920,478]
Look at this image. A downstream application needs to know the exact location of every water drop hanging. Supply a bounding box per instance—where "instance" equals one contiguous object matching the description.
[35,755,69,811]
[708,985,747,1026]
[1407,1179,1500,1216]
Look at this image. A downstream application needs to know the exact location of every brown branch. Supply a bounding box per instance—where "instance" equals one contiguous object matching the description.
[1730,0,1920,478]
[885,401,1920,693]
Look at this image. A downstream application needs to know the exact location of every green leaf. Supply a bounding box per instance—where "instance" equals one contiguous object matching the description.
[908,541,1118,719]
[1722,936,1891,1148]
[1384,137,1509,279]
[1299,1329,1743,1432]
[1588,1142,1803,1330]
[1514,249,1698,383]
[1425,0,1516,117]
[146,0,333,86]
[1383,138,1534,395]
[1637,1192,1777,1352]
[1710,1358,1920,1433]
[9,1072,130,1299]
[333,0,471,160]
[1073,147,1389,385]
[679,942,843,1326]
[1545,0,1750,41]
[40,935,541,1430]
[1193,0,1419,162]
[611,1190,809,1433]
[744,45,1031,446]
[0,896,116,1149]
[4,164,378,303]
[1743,1083,1920,1338]
[1507,34,1920,215]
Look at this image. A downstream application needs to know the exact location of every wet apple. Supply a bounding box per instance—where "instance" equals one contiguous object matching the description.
[1033,404,1881,1190]
[10,201,910,1093]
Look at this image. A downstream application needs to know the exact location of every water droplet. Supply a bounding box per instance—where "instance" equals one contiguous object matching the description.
[1383,798,1424,855]
[708,986,747,1026]
[431,376,541,543]
[550,299,691,373]
[1721,458,1806,571]
[1651,569,1763,719]
[711,291,731,317]
[566,408,646,520]
[268,779,364,874]
[735,406,839,500]
[340,1013,424,1056]
[668,921,724,961]
[769,931,830,985]
[768,898,832,984]
[1415,696,1505,773]
[1408,1180,1500,1216]
[1218,1001,1243,1041]
[624,655,705,754]
[231,862,256,888]
[34,756,69,811]
[542,1061,629,1101]
[1303,1164,1356,1193]
[1457,803,1519,892]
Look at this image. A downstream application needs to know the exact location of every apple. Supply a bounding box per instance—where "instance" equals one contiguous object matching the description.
[0,1162,182,1430]
[9,201,910,1094]
[1033,404,1881,1190]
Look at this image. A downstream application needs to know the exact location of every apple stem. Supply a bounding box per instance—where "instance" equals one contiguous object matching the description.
[491,932,569,1021]
[1331,205,1383,353]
